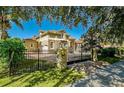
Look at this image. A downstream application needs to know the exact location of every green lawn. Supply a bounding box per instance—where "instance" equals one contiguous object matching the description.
[0,68,86,87]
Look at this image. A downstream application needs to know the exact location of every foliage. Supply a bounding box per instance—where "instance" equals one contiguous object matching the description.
[0,60,8,72]
[0,68,86,87]
[0,38,25,63]
[1,6,124,44]
[98,56,122,64]
[117,47,124,55]
[106,7,124,44]
[100,47,116,57]
[117,47,124,51]
[0,7,31,39]
[57,48,67,70]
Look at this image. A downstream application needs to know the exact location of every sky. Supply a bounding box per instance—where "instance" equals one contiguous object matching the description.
[8,18,89,40]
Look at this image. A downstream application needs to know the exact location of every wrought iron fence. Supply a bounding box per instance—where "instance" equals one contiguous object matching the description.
[9,49,91,75]
[9,49,57,75]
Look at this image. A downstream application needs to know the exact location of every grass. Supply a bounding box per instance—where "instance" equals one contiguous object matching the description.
[0,58,86,87]
[98,55,124,64]
[0,67,86,87]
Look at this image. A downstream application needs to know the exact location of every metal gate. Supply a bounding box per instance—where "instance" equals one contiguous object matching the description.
[67,45,91,65]
[9,46,91,75]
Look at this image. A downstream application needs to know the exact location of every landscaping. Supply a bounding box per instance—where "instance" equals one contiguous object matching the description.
[98,47,124,64]
[0,39,86,87]
[98,56,123,64]
[0,6,124,87]
[0,68,86,87]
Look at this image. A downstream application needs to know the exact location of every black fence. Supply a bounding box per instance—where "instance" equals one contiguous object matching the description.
[9,49,91,76]
[10,60,56,75]
[9,50,57,75]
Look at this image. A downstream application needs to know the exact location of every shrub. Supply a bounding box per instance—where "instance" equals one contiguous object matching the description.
[98,56,120,64]
[117,47,124,55]
[0,38,25,63]
[101,47,117,57]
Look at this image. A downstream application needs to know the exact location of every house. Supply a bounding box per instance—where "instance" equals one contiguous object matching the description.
[75,39,83,53]
[23,30,84,53]
[37,30,76,53]
[23,37,39,51]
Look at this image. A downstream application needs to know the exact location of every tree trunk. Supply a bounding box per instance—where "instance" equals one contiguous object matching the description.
[1,30,9,40]
[91,48,93,61]
[91,47,98,62]
[9,51,14,76]
[119,50,122,56]
[92,48,98,62]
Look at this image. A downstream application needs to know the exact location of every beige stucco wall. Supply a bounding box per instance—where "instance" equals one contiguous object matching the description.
[38,32,76,53]
[24,40,38,51]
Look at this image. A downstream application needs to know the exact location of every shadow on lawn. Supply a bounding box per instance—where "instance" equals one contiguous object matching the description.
[25,69,75,87]
[1,66,82,87]
[24,70,50,87]
[1,73,29,87]
[0,72,9,78]
[53,69,74,87]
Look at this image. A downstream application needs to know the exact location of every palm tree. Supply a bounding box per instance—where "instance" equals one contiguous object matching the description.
[0,7,35,39]
[0,6,55,40]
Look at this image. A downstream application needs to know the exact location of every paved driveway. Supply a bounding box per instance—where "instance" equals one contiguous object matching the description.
[25,52,90,62]
[70,61,124,87]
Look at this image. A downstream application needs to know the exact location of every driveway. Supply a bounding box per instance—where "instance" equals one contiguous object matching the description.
[25,52,90,62]
[69,61,124,87]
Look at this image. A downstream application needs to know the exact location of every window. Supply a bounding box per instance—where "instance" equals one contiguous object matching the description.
[50,34,55,38]
[61,34,63,38]
[57,35,61,38]
[50,42,54,49]
[30,44,33,47]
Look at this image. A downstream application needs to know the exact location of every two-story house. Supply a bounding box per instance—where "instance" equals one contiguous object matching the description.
[37,30,76,53]
[23,30,84,53]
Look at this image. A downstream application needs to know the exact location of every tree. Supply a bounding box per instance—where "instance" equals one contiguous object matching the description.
[82,26,102,61]
[0,6,55,40]
[0,7,32,39]
[1,6,124,57]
